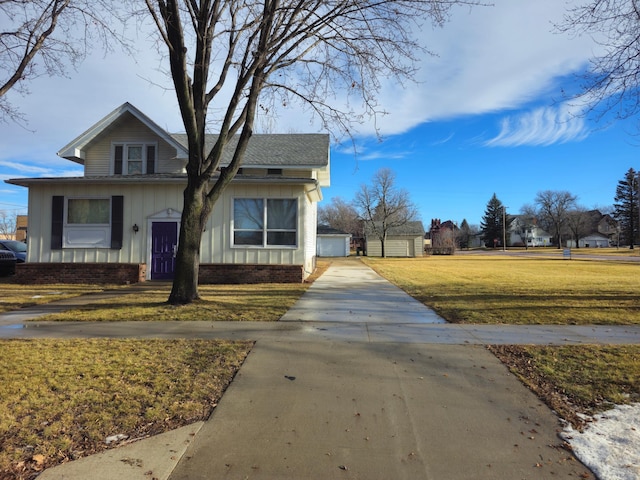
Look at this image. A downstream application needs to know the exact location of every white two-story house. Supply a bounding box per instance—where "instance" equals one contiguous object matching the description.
[6,103,330,283]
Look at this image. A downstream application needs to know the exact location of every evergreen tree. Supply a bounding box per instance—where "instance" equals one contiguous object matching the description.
[613,168,639,249]
[458,218,471,249]
[481,194,506,248]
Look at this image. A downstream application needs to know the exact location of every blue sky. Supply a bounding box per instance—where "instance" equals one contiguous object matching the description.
[1,0,638,226]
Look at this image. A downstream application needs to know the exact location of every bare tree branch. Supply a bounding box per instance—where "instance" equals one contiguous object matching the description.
[558,0,640,121]
[0,0,130,122]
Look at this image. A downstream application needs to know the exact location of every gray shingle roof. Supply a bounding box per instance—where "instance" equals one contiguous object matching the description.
[170,133,329,167]
[365,221,425,236]
[317,225,351,235]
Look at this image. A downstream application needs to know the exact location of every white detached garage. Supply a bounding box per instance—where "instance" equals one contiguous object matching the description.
[317,225,351,257]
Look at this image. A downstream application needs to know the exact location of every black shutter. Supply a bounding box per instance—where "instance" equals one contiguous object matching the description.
[146,145,155,174]
[51,196,64,250]
[111,195,124,249]
[114,145,123,174]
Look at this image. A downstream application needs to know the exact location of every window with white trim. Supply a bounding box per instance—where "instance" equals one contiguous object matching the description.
[233,198,297,247]
[113,143,156,175]
[52,196,124,250]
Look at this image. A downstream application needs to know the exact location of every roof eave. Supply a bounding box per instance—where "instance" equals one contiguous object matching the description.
[5,175,320,188]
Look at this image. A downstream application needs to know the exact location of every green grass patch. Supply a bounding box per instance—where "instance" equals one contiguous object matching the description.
[0,339,251,479]
[363,256,640,325]
[490,345,640,427]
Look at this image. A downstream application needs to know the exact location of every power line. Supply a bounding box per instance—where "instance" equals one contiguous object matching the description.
[0,202,27,208]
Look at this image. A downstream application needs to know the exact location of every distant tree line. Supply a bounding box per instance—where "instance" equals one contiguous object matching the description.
[479,167,638,249]
[321,167,639,252]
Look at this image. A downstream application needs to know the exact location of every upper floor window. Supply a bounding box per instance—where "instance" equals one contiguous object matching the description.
[113,143,156,175]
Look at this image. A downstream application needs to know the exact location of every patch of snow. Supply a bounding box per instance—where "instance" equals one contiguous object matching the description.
[561,403,640,480]
[105,434,129,445]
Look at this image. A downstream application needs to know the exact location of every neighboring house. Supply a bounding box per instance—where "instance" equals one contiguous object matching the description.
[6,103,329,283]
[316,225,351,257]
[566,210,617,248]
[16,215,27,242]
[567,233,610,248]
[364,221,425,257]
[508,215,552,247]
[427,219,456,254]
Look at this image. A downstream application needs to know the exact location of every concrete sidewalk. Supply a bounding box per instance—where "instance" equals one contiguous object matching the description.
[168,341,592,479]
[10,259,629,479]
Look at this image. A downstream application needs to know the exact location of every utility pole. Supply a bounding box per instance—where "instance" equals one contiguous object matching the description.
[502,206,507,252]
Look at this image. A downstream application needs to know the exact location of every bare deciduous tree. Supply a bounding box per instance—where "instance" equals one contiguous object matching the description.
[534,190,577,248]
[318,197,362,237]
[0,210,16,238]
[355,168,418,258]
[565,206,591,248]
[558,1,640,120]
[0,0,127,122]
[143,0,474,303]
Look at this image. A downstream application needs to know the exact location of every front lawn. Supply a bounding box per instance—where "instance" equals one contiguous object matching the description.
[38,283,309,322]
[0,283,110,314]
[362,256,640,325]
[0,339,252,480]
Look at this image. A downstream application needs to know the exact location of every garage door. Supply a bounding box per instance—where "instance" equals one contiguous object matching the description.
[385,239,414,257]
[317,237,347,257]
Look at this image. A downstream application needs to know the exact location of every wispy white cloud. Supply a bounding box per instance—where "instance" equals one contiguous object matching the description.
[358,150,411,161]
[366,0,603,136]
[484,104,589,147]
[0,160,82,177]
[0,160,52,175]
[430,133,455,146]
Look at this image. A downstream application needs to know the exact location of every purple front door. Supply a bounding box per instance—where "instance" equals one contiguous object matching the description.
[151,222,178,280]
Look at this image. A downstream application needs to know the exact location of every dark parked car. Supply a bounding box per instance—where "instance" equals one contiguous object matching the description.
[0,249,17,276]
[0,240,26,263]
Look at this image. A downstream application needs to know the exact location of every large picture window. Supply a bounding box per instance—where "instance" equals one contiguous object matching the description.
[233,198,297,247]
[113,143,156,175]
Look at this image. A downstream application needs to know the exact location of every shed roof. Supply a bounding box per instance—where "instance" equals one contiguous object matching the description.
[365,221,425,236]
[317,225,351,236]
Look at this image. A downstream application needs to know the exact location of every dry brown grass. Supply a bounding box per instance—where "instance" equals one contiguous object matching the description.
[490,345,640,428]
[0,283,110,313]
[0,339,252,479]
[362,256,640,324]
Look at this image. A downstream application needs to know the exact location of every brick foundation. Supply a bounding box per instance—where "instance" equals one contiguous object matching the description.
[198,264,304,284]
[10,263,303,284]
[13,263,147,285]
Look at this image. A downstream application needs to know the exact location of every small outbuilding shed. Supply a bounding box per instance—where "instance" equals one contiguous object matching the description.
[316,225,351,257]
[364,221,425,257]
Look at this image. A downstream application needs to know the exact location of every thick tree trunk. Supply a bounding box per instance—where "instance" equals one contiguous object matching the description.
[168,181,210,305]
